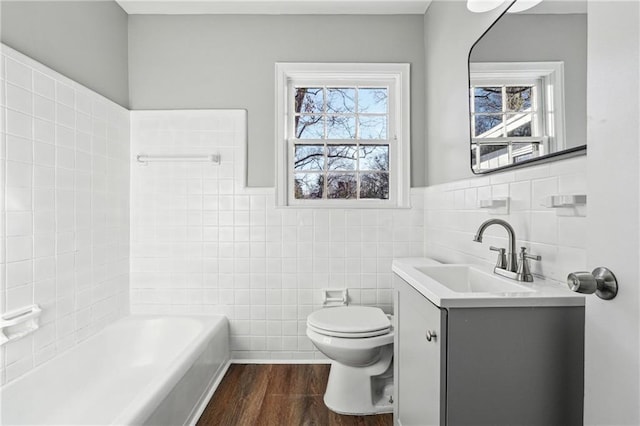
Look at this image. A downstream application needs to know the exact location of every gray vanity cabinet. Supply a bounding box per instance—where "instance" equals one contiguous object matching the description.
[393,275,585,426]
[395,276,447,426]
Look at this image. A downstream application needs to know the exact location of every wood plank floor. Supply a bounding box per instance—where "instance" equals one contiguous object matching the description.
[197,364,393,426]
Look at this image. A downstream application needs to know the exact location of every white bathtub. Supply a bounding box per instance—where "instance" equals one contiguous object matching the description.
[0,315,229,425]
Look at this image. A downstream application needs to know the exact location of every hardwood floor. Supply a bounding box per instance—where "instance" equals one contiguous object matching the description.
[197,364,393,426]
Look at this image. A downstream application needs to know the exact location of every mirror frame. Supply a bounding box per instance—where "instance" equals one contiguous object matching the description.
[467,1,587,175]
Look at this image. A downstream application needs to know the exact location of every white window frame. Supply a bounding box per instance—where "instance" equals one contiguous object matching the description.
[275,63,410,208]
[469,61,565,170]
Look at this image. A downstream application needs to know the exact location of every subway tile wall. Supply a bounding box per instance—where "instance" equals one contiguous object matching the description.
[424,156,587,284]
[129,110,424,360]
[0,45,130,385]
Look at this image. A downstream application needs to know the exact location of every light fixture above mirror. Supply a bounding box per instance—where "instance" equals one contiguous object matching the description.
[466,0,505,13]
[467,0,542,13]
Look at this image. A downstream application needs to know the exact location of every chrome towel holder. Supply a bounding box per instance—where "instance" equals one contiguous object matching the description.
[136,153,220,165]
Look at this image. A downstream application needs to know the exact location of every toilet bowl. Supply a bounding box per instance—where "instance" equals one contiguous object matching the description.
[306,306,394,415]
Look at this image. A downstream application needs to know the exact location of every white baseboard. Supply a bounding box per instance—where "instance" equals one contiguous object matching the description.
[231,358,332,365]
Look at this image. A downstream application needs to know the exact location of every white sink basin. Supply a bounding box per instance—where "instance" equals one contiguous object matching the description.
[416,265,535,294]
[392,258,585,308]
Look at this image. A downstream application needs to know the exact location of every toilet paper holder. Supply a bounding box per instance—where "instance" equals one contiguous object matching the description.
[322,289,349,306]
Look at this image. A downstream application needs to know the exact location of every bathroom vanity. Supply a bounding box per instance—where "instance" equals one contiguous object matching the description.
[392,258,585,426]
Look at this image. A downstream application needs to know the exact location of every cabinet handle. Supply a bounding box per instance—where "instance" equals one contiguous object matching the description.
[426,330,437,342]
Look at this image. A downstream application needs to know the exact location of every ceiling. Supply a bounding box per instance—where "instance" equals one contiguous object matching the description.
[114,0,586,15]
[525,0,586,14]
[115,0,433,15]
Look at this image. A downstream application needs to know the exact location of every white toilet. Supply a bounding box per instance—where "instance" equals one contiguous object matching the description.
[306,305,394,415]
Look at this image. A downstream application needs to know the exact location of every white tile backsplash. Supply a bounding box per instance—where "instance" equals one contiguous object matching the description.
[129,110,425,360]
[424,156,588,285]
[0,45,130,385]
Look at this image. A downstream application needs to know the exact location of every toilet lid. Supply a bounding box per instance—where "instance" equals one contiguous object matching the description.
[307,306,391,336]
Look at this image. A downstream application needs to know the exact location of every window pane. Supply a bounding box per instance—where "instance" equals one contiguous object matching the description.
[359,116,387,139]
[360,173,389,199]
[294,173,324,199]
[296,115,324,139]
[359,145,389,171]
[474,87,502,113]
[327,88,355,113]
[506,86,532,112]
[327,145,357,171]
[359,88,388,113]
[327,174,357,199]
[326,116,356,139]
[506,113,532,137]
[474,114,503,136]
[294,145,325,171]
[295,87,323,113]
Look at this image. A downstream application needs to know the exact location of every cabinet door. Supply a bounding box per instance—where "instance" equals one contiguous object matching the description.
[395,277,445,426]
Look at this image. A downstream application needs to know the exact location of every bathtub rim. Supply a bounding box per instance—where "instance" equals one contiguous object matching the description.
[114,314,229,425]
[0,314,229,426]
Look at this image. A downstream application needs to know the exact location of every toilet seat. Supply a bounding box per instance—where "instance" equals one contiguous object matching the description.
[307,323,391,338]
[307,306,391,338]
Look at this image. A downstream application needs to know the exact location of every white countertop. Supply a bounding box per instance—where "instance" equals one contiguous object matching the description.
[392,257,585,308]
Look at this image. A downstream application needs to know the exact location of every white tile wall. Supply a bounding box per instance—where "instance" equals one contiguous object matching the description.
[0,45,130,385]
[0,47,588,387]
[129,110,424,360]
[0,36,590,393]
[424,156,588,284]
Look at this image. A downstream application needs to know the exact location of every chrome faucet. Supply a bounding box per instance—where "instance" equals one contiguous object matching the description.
[473,219,541,282]
[473,219,518,272]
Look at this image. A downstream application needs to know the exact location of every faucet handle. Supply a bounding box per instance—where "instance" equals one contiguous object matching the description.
[489,246,508,269]
[517,247,540,282]
[520,247,541,261]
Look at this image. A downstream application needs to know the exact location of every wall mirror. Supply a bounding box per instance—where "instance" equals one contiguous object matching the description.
[468,0,587,174]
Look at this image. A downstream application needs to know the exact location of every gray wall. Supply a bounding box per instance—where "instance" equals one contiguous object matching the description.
[0,1,129,107]
[423,0,511,186]
[128,14,425,187]
[471,13,587,150]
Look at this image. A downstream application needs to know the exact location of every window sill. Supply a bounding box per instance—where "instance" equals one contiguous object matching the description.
[278,201,412,209]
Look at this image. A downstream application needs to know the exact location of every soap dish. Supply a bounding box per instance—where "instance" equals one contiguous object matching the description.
[0,305,42,346]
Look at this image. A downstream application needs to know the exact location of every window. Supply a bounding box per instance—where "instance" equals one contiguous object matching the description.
[276,63,410,208]
[469,62,565,172]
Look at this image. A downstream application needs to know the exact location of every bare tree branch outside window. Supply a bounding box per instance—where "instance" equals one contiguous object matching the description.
[471,84,538,169]
[292,86,390,201]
